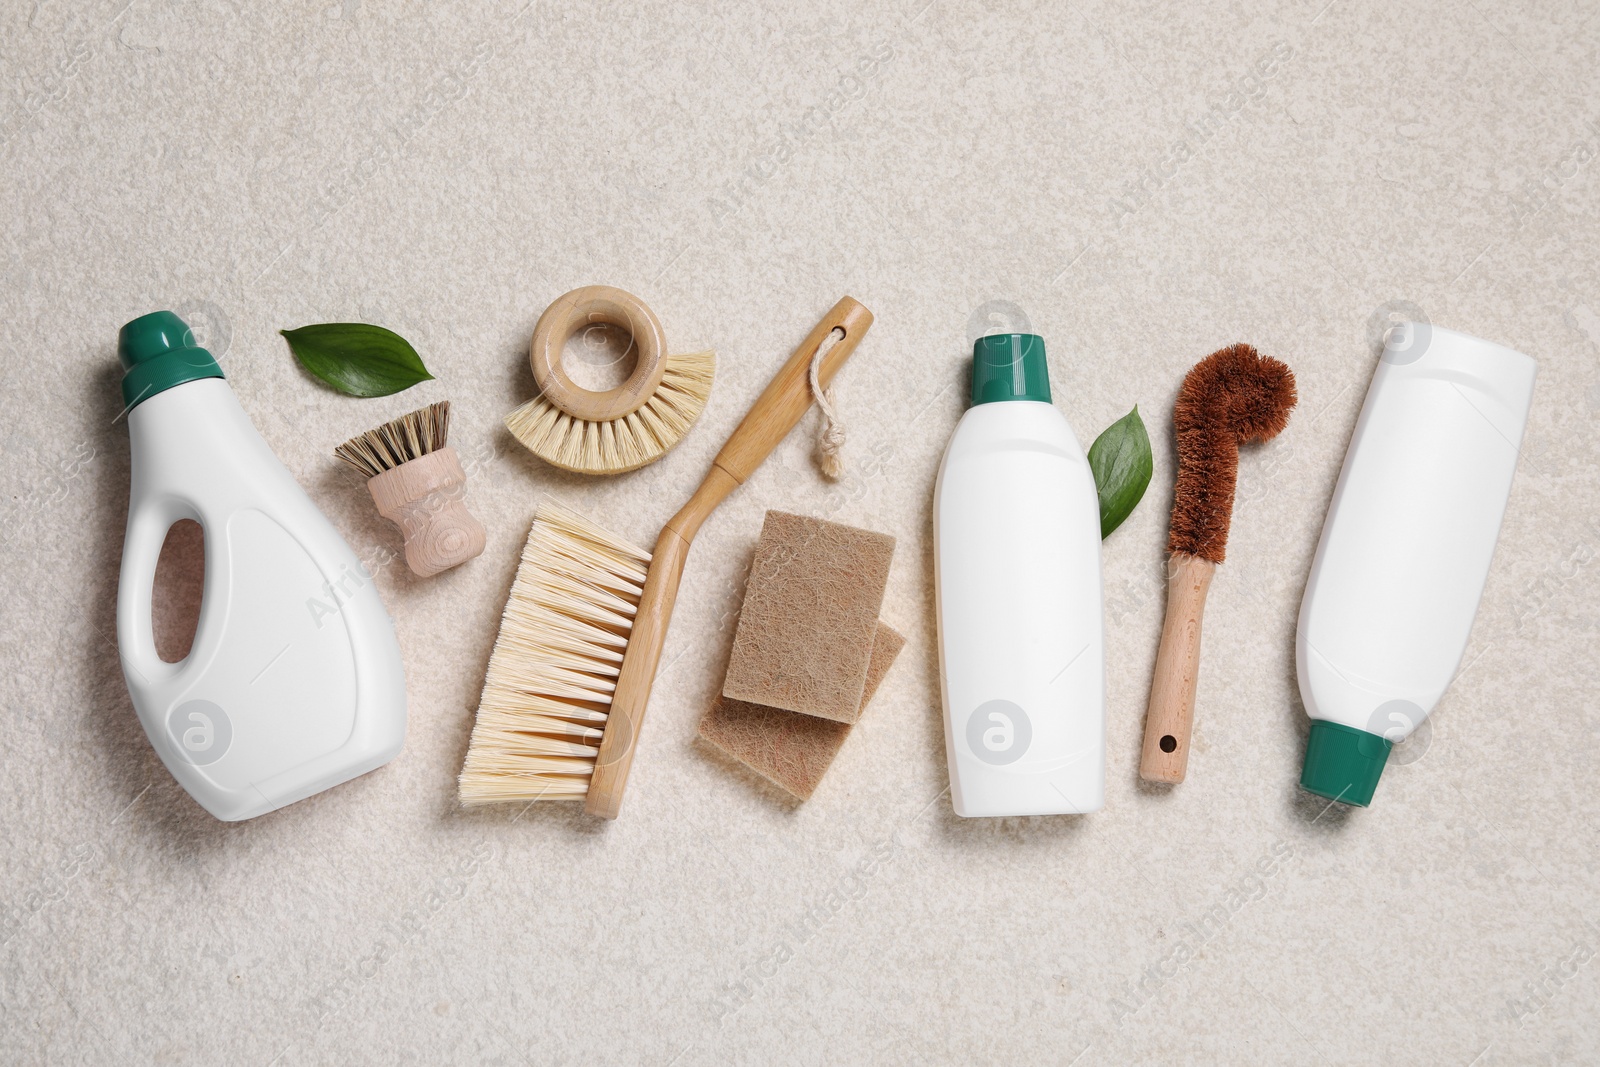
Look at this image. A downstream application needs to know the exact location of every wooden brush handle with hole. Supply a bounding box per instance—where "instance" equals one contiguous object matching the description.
[585,296,875,818]
[1139,552,1216,783]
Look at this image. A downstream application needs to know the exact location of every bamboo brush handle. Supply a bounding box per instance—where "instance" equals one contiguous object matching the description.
[584,296,875,819]
[1139,552,1216,783]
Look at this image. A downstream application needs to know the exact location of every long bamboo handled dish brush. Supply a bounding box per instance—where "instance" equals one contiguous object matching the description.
[460,296,875,818]
[334,401,487,577]
[504,284,715,475]
[1139,344,1297,784]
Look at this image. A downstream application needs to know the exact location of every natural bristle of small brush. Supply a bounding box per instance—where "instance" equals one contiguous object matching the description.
[504,350,714,475]
[334,401,451,477]
[1168,344,1297,564]
[458,501,652,806]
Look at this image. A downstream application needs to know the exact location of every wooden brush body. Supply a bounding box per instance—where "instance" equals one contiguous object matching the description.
[367,447,485,577]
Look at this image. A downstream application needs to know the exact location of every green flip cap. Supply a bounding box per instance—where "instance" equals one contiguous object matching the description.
[971,333,1051,405]
[118,310,224,411]
[1299,719,1391,807]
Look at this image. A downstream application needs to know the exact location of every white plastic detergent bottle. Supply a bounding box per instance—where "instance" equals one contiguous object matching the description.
[115,311,407,821]
[1296,323,1536,807]
[934,333,1105,816]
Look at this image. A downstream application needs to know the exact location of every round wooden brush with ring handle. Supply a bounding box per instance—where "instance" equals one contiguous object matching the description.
[1139,345,1297,784]
[335,401,487,578]
[504,284,715,475]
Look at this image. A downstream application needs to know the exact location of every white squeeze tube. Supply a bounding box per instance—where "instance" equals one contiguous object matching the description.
[1296,323,1536,807]
[115,311,407,821]
[934,333,1105,816]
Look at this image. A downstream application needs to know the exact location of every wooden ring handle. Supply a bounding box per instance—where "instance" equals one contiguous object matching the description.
[1139,552,1216,784]
[529,285,668,422]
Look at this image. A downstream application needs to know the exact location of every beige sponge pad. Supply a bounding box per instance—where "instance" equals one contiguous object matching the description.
[721,510,895,723]
[700,622,904,800]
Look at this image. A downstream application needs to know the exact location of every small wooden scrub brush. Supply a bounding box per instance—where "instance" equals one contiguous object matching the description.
[504,284,715,475]
[460,296,874,818]
[334,401,487,577]
[1139,344,1297,784]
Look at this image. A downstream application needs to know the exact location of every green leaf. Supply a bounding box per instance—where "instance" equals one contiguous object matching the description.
[1088,405,1153,540]
[280,323,434,398]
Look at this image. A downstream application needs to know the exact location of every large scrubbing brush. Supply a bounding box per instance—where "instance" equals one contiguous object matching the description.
[461,297,874,818]
[1139,344,1297,784]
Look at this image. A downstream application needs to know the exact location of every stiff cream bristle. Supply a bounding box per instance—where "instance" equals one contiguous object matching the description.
[458,502,652,805]
[504,350,715,475]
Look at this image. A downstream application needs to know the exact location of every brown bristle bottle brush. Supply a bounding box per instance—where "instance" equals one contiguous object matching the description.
[1139,344,1297,784]
[504,285,715,475]
[335,401,487,577]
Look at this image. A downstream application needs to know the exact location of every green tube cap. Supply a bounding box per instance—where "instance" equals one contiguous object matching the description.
[971,333,1051,405]
[118,310,224,411]
[1299,720,1391,807]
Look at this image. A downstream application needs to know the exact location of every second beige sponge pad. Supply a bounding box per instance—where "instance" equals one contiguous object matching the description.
[722,511,896,723]
[700,622,904,800]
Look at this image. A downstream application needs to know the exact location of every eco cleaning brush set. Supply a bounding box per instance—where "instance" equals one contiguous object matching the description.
[111,295,1535,823]
[112,288,873,821]
[459,297,874,817]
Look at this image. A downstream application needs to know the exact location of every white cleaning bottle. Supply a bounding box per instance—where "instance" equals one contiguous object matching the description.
[934,333,1105,816]
[1297,323,1535,806]
[116,311,407,821]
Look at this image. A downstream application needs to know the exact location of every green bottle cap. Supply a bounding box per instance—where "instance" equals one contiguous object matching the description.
[118,310,224,411]
[971,333,1051,405]
[1299,719,1391,807]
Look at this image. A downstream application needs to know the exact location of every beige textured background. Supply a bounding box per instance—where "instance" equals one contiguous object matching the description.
[4,1,1599,1064]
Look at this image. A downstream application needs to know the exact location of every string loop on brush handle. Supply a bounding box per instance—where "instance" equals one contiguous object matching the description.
[585,297,874,819]
[1139,553,1215,783]
[712,297,873,485]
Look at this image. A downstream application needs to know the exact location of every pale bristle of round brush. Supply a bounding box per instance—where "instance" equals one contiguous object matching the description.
[458,501,653,806]
[504,350,715,475]
[334,400,451,477]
